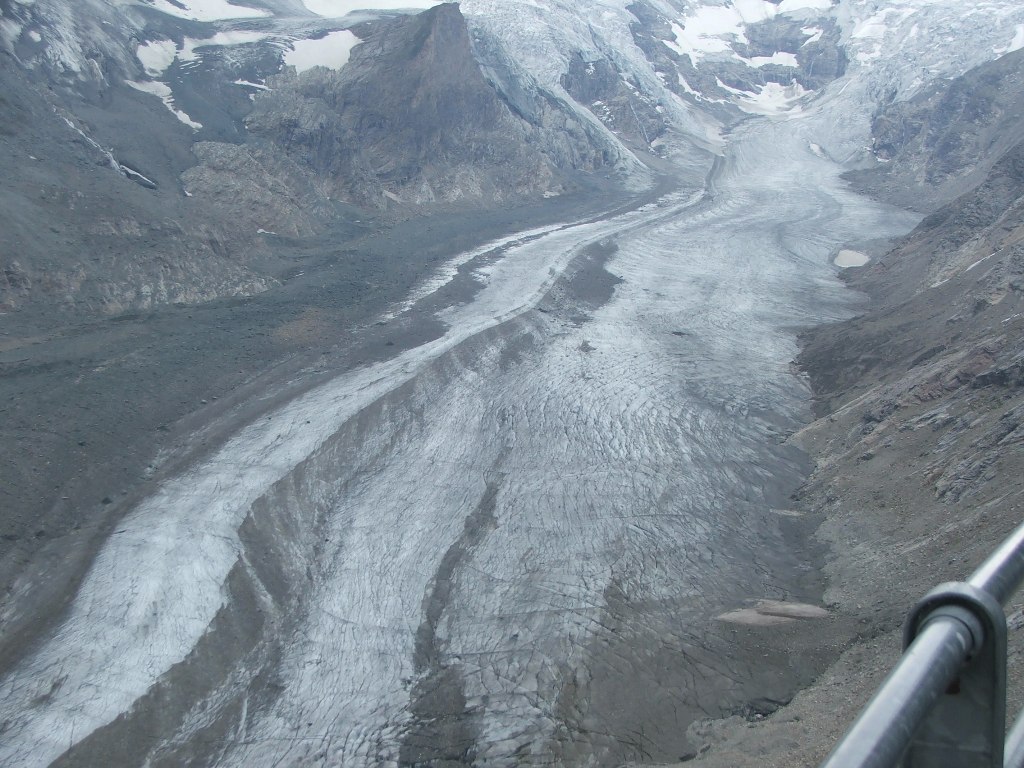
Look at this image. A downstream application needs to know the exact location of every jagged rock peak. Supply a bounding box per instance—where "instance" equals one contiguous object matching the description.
[337,3,508,145]
[243,1,612,207]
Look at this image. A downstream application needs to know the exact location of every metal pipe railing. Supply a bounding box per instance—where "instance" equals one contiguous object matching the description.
[821,520,1024,768]
[819,619,977,768]
[969,522,1024,606]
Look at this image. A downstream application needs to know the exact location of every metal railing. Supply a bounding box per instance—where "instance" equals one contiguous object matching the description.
[821,520,1024,768]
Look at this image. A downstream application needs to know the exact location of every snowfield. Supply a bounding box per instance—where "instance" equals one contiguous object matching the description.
[145,0,270,21]
[284,29,362,72]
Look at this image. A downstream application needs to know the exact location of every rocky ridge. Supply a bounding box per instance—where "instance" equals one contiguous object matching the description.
[848,47,1024,211]
[241,4,610,208]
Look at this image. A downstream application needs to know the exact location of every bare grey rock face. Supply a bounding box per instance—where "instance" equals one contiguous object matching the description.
[0,51,276,317]
[848,48,1024,210]
[244,4,612,208]
[560,51,667,151]
[181,141,333,239]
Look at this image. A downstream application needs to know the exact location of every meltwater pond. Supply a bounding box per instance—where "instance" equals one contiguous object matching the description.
[0,116,917,766]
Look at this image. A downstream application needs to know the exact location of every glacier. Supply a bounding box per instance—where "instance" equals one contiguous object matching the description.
[3,0,1024,765]
[0,87,918,768]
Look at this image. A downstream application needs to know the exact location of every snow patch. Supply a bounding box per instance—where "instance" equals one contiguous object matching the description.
[145,0,269,21]
[302,0,444,16]
[746,51,799,67]
[677,73,702,98]
[800,26,824,45]
[125,80,203,129]
[136,39,176,76]
[716,78,809,115]
[834,249,870,268]
[285,29,361,73]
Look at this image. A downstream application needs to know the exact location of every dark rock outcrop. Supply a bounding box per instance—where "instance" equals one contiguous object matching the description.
[244,4,611,208]
[847,47,1024,210]
[560,51,667,150]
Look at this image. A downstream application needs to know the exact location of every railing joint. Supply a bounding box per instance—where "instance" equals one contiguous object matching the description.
[820,520,1024,768]
[902,582,1008,767]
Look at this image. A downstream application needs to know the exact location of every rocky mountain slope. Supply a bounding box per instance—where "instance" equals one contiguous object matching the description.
[4,0,1018,319]
[241,4,609,208]
[848,47,1024,211]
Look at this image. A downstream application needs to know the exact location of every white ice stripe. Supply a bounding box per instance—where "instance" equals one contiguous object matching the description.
[145,0,270,21]
[301,0,444,16]
[377,221,583,322]
[120,165,156,186]
[233,78,270,90]
[59,116,119,171]
[125,80,202,129]
[284,29,361,73]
